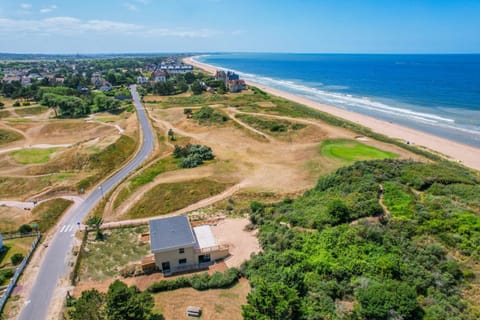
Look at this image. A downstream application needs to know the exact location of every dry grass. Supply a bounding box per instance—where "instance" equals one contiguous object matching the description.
[153,278,249,320]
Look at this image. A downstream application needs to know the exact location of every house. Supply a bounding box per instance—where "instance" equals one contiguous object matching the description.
[136,76,149,84]
[228,79,246,93]
[21,77,31,86]
[0,233,3,250]
[152,70,167,83]
[215,70,226,81]
[149,216,229,275]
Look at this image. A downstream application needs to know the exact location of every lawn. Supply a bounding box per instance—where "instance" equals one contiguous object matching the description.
[0,128,23,146]
[113,157,179,209]
[0,237,36,268]
[153,278,249,320]
[78,226,150,281]
[10,148,59,164]
[320,139,398,162]
[13,106,49,116]
[126,179,233,219]
[31,198,74,232]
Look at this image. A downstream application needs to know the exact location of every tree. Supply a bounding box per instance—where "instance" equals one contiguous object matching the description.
[18,224,33,234]
[0,101,4,108]
[167,129,175,141]
[242,281,301,320]
[326,199,350,224]
[184,72,196,84]
[11,253,24,265]
[190,80,203,95]
[13,101,20,107]
[183,108,193,118]
[105,280,160,320]
[355,280,420,320]
[69,289,105,320]
[87,216,104,240]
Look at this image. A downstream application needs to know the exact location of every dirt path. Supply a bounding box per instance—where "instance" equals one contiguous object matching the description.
[102,181,245,227]
[224,110,274,142]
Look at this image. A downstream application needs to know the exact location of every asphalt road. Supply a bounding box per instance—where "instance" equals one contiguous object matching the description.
[18,85,155,320]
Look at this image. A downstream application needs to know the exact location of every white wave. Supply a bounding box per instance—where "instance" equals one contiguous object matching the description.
[194,57,480,137]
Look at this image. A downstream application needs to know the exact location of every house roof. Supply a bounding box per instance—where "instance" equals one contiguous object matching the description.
[193,225,216,249]
[149,216,197,253]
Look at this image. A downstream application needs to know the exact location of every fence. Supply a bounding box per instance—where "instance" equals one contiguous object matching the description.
[0,233,41,313]
[2,232,39,240]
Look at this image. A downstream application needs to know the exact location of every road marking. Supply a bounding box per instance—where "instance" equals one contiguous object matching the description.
[60,224,75,233]
[59,225,66,233]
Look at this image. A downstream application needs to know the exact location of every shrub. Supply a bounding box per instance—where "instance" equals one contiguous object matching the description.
[18,224,33,234]
[119,264,136,278]
[13,101,21,107]
[11,253,24,265]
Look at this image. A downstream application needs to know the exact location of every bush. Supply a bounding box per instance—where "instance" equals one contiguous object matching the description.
[11,253,24,265]
[119,264,136,278]
[147,269,240,293]
[13,101,21,107]
[18,224,33,234]
[173,144,215,169]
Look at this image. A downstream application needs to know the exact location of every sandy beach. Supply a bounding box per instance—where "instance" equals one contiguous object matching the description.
[185,56,480,171]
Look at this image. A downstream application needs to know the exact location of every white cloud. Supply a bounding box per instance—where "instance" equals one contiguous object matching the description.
[0,16,220,38]
[20,3,32,9]
[123,3,137,11]
[40,5,58,14]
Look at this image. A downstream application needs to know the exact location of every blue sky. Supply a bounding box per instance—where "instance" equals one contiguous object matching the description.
[0,0,479,54]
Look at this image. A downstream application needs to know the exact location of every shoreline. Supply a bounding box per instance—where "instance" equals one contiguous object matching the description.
[184,56,480,171]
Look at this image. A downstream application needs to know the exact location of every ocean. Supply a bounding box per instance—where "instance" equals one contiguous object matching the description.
[196,53,480,147]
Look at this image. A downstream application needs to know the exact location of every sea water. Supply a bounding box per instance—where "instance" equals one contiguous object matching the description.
[197,53,480,147]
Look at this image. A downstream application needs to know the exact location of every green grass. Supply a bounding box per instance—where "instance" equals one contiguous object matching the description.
[113,157,179,209]
[126,179,233,219]
[321,139,398,162]
[235,114,306,134]
[76,134,137,191]
[0,237,36,268]
[0,128,23,145]
[0,110,12,118]
[78,226,149,281]
[14,106,48,116]
[10,148,59,164]
[382,181,416,218]
[30,198,73,232]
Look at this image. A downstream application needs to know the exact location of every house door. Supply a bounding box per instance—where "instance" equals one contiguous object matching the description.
[198,254,211,264]
[161,261,170,273]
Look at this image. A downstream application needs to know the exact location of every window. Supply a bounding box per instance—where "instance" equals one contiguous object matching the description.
[179,248,185,254]
[179,258,187,265]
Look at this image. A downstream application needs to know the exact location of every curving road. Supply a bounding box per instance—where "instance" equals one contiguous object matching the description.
[18,85,155,320]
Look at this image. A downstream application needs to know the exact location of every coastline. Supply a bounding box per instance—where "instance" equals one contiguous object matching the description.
[184,56,480,171]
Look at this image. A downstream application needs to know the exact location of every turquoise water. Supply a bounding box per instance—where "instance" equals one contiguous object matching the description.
[197,53,480,147]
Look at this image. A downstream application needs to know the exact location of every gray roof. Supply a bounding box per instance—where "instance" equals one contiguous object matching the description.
[149,216,197,253]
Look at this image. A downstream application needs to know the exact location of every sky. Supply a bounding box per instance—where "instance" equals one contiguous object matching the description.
[0,0,479,54]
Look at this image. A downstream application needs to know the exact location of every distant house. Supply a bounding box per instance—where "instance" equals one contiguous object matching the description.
[149,216,229,275]
[215,70,226,81]
[137,76,149,84]
[99,83,113,92]
[21,77,31,86]
[2,76,21,83]
[152,70,167,83]
[0,233,3,250]
[55,77,65,84]
[228,79,247,93]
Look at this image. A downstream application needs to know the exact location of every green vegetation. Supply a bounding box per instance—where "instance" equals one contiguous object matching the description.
[0,128,23,145]
[321,139,398,162]
[173,144,214,168]
[68,280,161,320]
[192,106,229,125]
[235,114,306,134]
[148,268,241,293]
[126,179,232,219]
[13,106,48,116]
[30,198,73,232]
[77,135,136,191]
[79,226,149,281]
[243,160,480,319]
[114,157,178,209]
[10,253,24,265]
[10,147,59,164]
[0,174,70,198]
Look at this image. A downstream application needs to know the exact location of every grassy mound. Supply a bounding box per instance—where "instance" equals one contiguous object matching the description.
[321,139,397,162]
[126,179,232,219]
[10,148,59,165]
[0,128,23,145]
